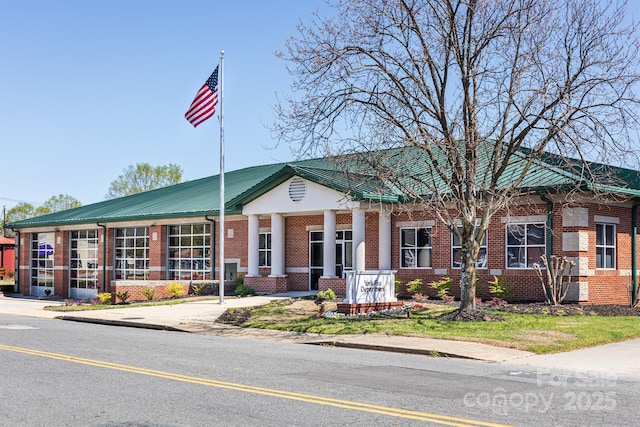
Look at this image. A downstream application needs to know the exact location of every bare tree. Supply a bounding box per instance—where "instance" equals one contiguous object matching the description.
[275,0,640,313]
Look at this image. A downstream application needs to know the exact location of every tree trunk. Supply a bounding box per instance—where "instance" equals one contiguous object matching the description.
[459,227,479,312]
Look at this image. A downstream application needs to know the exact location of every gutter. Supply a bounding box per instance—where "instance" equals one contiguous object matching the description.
[97,223,107,293]
[12,230,19,293]
[633,204,639,306]
[539,193,553,256]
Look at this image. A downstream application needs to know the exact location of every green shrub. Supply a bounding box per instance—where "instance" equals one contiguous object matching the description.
[141,287,155,301]
[316,288,336,301]
[97,292,112,305]
[0,284,14,293]
[166,282,185,298]
[429,276,452,299]
[191,282,215,296]
[394,279,402,296]
[488,275,513,300]
[115,290,130,304]
[235,284,256,297]
[406,279,424,295]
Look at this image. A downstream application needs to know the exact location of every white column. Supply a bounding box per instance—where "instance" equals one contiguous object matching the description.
[247,214,259,277]
[269,213,285,277]
[352,208,366,271]
[379,210,392,270]
[322,210,337,278]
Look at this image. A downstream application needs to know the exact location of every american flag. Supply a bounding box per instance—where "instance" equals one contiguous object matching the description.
[185,65,219,127]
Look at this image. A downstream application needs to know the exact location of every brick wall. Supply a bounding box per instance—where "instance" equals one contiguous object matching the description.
[14,199,640,305]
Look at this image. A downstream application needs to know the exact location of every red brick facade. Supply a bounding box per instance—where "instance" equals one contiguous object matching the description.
[13,199,640,305]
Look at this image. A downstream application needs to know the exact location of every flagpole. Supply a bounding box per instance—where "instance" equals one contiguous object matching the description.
[218,50,225,304]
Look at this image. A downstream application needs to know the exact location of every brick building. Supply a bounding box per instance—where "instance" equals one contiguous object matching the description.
[7,148,640,305]
[0,236,15,279]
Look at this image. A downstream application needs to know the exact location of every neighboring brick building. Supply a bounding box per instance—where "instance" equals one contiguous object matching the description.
[7,148,640,305]
[0,236,15,280]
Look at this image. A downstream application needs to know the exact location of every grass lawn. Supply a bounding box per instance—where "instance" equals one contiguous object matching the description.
[241,300,640,354]
[43,296,221,312]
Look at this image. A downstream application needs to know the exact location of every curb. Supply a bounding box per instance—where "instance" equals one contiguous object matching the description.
[55,316,189,332]
[307,340,468,359]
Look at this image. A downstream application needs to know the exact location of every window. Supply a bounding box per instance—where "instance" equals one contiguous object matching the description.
[400,227,431,268]
[596,223,616,269]
[506,223,546,269]
[259,232,271,267]
[70,230,99,291]
[452,228,487,269]
[336,230,352,277]
[168,224,211,280]
[115,227,149,280]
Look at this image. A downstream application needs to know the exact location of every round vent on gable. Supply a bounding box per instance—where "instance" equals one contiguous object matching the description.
[288,178,306,202]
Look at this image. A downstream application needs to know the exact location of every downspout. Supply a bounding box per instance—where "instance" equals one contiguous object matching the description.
[205,216,216,285]
[632,204,639,306]
[539,193,553,256]
[97,223,107,292]
[12,230,19,293]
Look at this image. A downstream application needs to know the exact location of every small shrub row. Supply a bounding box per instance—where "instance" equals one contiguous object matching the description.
[397,274,515,303]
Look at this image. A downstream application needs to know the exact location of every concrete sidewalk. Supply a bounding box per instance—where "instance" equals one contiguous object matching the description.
[1,294,638,376]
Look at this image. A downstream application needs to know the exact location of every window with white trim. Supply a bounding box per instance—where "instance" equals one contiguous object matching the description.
[452,228,487,269]
[168,224,211,279]
[115,227,149,280]
[259,232,271,267]
[596,223,616,269]
[400,227,432,268]
[506,223,545,269]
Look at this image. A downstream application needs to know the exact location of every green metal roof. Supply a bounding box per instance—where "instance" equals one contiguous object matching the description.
[8,145,639,229]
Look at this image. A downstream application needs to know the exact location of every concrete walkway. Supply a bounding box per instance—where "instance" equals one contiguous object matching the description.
[1,294,638,377]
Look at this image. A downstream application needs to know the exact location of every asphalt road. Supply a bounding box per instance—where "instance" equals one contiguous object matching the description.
[1,314,638,426]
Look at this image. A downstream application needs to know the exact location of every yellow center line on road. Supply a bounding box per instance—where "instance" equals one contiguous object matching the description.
[0,344,512,427]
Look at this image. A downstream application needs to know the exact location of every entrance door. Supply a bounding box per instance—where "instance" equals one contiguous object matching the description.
[224,262,238,282]
[309,230,352,291]
[309,231,323,291]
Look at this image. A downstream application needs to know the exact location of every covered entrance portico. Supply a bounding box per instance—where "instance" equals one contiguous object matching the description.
[242,176,392,295]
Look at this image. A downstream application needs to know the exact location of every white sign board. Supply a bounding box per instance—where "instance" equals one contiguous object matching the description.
[344,270,397,304]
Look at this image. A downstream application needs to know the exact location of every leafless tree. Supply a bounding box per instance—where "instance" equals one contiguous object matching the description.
[275,0,640,312]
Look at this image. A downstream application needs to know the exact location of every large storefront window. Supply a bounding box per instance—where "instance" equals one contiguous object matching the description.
[31,232,55,296]
[168,224,211,280]
[115,227,149,280]
[70,230,99,298]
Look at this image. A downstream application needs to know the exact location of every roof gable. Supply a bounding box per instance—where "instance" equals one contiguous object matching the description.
[242,176,360,215]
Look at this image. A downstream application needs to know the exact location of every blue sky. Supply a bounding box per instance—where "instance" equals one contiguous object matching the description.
[1,1,638,211]
[0,0,326,209]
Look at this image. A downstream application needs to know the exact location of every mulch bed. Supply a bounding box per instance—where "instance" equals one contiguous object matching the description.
[433,301,640,321]
[216,297,640,325]
[486,302,640,317]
